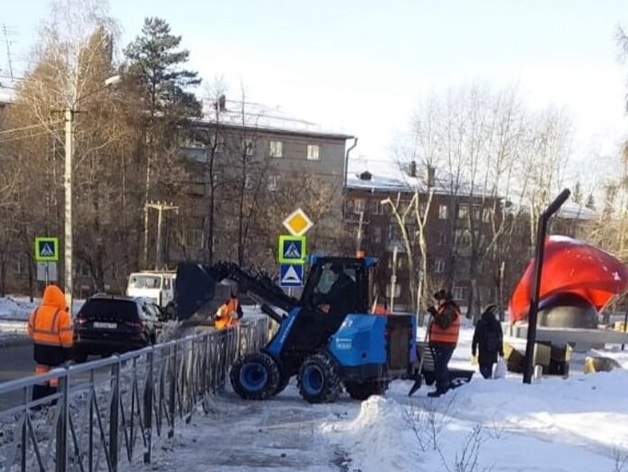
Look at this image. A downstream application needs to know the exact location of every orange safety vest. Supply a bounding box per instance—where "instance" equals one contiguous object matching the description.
[429,303,461,345]
[373,305,391,315]
[215,298,240,330]
[28,285,73,384]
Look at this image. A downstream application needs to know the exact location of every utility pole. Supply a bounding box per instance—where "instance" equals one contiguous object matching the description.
[64,108,74,311]
[62,75,120,313]
[145,202,179,270]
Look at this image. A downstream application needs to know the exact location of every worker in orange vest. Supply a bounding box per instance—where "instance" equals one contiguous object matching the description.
[215,292,243,329]
[427,289,461,397]
[27,285,73,400]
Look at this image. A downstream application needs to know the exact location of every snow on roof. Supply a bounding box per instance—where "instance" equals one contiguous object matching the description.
[345,159,494,198]
[193,99,353,140]
[557,201,598,221]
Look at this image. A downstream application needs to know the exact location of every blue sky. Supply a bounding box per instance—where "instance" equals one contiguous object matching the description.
[3,0,628,175]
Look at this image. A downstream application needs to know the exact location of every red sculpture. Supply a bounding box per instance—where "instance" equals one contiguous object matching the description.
[509,236,628,323]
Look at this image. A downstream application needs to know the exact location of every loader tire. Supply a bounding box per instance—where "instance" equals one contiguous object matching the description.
[298,353,341,404]
[344,381,389,401]
[230,352,280,400]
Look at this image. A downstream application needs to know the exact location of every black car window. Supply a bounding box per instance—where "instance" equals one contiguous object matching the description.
[79,299,140,321]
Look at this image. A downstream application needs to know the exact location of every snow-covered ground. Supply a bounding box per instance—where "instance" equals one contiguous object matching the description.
[0,296,36,320]
[134,317,628,472]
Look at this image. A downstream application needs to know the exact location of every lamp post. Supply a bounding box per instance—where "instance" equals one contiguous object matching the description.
[64,75,120,312]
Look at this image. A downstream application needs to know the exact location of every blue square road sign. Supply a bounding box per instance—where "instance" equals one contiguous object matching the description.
[279,263,304,288]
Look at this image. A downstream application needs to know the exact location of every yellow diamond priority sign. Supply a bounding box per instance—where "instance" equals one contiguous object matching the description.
[283,208,313,236]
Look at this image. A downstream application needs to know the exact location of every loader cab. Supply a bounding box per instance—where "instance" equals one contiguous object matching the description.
[300,257,376,315]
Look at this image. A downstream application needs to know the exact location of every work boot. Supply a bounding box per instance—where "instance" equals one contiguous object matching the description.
[427,388,447,398]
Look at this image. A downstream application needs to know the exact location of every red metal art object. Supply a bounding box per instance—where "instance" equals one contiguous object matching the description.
[509,236,628,323]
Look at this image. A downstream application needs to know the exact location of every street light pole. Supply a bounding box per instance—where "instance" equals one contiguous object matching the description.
[64,108,74,311]
[62,75,120,313]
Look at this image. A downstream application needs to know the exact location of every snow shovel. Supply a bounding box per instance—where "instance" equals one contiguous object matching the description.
[408,312,432,397]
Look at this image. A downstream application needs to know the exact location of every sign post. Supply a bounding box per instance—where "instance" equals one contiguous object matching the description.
[278,208,313,291]
[35,237,59,285]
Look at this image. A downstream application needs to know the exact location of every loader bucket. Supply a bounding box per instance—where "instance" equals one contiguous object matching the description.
[174,263,231,322]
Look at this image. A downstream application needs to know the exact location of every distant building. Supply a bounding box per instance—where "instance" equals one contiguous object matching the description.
[166,100,356,269]
[343,162,598,314]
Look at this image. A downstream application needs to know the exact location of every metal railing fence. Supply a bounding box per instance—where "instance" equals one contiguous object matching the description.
[0,318,269,472]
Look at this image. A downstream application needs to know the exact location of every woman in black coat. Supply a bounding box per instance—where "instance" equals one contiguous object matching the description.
[472,304,504,379]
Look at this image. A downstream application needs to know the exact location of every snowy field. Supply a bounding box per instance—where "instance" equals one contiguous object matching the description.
[134,318,628,472]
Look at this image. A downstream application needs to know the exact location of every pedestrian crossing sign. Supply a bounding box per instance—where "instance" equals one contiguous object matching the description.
[278,235,306,264]
[35,237,59,262]
[279,264,304,287]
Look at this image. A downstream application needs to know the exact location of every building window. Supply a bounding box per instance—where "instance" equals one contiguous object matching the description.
[268,175,279,191]
[482,208,491,223]
[76,262,91,277]
[455,229,471,247]
[439,204,448,220]
[406,224,416,239]
[180,131,205,149]
[352,198,366,213]
[453,286,467,302]
[187,181,205,196]
[457,204,469,220]
[242,138,254,156]
[372,226,382,243]
[386,282,401,299]
[186,229,204,249]
[434,258,445,273]
[307,144,320,160]
[371,200,384,215]
[418,202,427,219]
[438,231,448,246]
[12,258,24,275]
[215,136,226,153]
[473,205,482,220]
[269,140,283,158]
[388,224,401,241]
[245,175,255,190]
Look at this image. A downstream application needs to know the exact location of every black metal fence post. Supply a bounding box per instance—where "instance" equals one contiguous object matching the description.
[55,371,69,472]
[144,350,154,464]
[110,360,120,471]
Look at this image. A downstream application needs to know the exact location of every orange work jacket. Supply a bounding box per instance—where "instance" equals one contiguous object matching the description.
[215,298,240,330]
[27,285,73,367]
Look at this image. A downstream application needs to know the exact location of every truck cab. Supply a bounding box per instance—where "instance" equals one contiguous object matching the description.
[126,271,176,307]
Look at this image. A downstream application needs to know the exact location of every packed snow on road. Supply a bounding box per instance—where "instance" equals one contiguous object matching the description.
[133,319,628,472]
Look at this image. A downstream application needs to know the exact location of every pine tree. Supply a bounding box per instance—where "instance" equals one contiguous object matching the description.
[124,17,201,268]
[586,193,596,210]
[124,17,201,122]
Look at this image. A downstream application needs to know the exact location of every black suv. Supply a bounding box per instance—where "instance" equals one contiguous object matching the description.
[73,294,159,362]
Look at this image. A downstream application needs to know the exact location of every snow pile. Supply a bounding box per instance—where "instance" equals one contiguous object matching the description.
[0,297,36,320]
[321,396,416,472]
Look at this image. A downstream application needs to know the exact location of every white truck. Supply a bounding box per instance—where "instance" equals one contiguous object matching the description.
[126,271,176,308]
